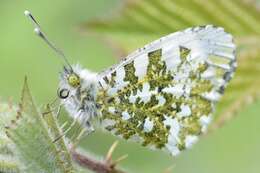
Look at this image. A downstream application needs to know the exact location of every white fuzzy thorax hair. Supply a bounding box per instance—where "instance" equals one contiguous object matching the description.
[59,64,99,129]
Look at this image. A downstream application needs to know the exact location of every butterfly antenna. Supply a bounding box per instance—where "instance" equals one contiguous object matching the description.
[24,10,73,71]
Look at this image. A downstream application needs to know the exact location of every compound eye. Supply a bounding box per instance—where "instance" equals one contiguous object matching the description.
[67,73,80,88]
[58,88,70,99]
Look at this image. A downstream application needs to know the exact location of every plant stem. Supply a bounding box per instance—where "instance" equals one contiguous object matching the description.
[70,148,126,173]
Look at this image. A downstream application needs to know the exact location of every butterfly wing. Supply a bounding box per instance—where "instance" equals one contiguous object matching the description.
[96,25,236,156]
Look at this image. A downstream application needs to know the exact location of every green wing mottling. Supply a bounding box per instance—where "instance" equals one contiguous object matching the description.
[96,26,236,156]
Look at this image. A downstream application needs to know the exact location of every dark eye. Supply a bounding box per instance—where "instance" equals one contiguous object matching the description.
[58,88,70,99]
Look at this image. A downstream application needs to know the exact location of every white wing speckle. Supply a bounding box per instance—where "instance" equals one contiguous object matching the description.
[96,25,236,156]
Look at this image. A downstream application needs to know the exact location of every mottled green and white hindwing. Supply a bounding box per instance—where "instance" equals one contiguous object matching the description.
[97,25,236,156]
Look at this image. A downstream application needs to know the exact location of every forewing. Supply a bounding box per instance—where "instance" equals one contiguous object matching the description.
[97,25,236,156]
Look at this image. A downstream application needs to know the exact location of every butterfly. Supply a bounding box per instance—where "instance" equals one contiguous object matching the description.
[25,11,236,156]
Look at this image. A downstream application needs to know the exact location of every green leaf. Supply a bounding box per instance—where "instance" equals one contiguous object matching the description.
[85,0,260,50]
[0,102,21,173]
[84,0,260,128]
[42,105,74,172]
[4,78,75,173]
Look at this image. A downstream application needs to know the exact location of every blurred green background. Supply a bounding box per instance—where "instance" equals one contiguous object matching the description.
[0,0,260,173]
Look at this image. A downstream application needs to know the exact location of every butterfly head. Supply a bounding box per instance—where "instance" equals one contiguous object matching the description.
[57,66,79,99]
[57,64,98,126]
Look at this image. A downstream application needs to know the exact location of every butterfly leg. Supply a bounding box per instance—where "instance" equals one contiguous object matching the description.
[42,97,60,116]
[70,121,95,149]
[52,114,79,143]
[70,128,92,150]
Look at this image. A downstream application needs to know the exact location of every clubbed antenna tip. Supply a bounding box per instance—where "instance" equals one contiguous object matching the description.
[24,9,73,70]
[24,10,30,17]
